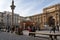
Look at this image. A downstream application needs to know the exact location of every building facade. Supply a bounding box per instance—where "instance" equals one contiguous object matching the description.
[4,11,21,28]
[0,11,21,28]
[0,12,5,28]
[0,12,8,28]
[0,4,60,29]
[23,4,60,29]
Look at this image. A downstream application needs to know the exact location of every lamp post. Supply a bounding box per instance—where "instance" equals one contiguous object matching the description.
[10,0,15,28]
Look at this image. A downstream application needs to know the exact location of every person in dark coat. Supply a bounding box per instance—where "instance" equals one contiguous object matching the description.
[56,24,59,31]
[50,19,56,33]
[27,26,32,36]
[18,27,23,35]
[7,26,10,32]
[31,26,36,37]
[50,25,56,33]
[11,26,15,33]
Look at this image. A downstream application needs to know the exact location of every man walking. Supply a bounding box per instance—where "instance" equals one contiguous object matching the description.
[56,24,59,31]
[50,25,56,33]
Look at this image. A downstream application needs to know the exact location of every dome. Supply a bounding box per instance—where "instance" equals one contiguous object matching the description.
[26,18,31,21]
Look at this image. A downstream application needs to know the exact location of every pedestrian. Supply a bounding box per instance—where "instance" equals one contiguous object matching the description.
[56,24,59,31]
[27,26,32,36]
[31,26,36,37]
[18,27,23,35]
[50,25,56,33]
[7,26,10,32]
[11,26,15,33]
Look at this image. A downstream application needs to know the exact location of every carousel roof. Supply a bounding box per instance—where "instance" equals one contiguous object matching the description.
[20,19,35,26]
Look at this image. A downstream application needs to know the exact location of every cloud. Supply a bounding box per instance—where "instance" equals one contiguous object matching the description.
[43,0,58,8]
[0,0,11,12]
[17,6,35,16]
[15,0,45,17]
[0,0,60,17]
[0,0,5,11]
[17,0,55,17]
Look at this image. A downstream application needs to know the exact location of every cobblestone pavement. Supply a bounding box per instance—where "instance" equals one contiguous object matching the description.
[35,31,60,40]
[0,32,48,40]
[0,31,60,40]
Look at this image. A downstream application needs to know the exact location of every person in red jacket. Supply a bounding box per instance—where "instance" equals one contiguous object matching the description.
[27,26,32,36]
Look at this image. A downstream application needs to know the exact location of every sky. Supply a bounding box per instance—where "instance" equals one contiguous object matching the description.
[0,0,60,17]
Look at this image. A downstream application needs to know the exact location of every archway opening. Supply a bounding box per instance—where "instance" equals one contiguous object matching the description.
[47,16,55,26]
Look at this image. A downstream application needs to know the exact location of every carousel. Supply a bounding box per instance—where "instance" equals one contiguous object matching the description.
[20,18,36,30]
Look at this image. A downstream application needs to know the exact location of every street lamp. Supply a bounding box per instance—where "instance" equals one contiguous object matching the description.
[10,0,16,28]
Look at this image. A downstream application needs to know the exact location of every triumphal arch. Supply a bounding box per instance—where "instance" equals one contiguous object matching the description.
[40,4,60,29]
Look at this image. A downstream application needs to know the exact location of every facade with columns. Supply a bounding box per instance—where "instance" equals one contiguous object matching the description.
[24,4,60,29]
[0,11,22,28]
[4,11,21,27]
